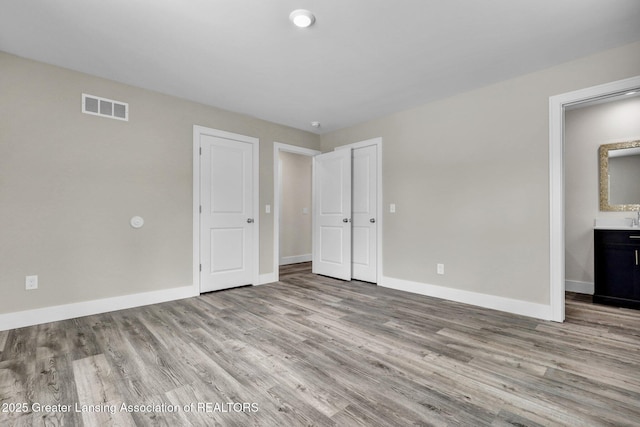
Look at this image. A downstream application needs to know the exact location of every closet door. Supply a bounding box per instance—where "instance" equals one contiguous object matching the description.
[352,145,377,282]
[312,149,352,280]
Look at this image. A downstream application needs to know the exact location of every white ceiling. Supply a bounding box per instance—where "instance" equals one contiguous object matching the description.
[1,0,640,133]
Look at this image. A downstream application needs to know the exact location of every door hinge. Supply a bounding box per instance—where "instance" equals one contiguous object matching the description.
[199,205,202,214]
[199,147,202,155]
[199,264,202,272]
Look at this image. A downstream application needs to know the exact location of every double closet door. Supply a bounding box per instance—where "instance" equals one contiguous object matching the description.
[312,144,378,283]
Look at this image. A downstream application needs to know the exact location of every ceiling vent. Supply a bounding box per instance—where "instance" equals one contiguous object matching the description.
[82,93,128,121]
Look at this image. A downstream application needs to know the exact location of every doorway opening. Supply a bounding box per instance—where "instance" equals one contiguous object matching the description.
[273,139,383,284]
[273,143,320,283]
[280,152,313,265]
[549,75,640,322]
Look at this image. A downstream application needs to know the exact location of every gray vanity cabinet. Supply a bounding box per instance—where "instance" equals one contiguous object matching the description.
[594,229,640,309]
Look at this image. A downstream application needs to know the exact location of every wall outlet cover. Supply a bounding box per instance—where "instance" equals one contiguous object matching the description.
[26,275,38,290]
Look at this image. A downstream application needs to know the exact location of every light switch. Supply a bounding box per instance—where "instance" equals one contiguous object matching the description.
[265,204,271,214]
[302,207,309,215]
[390,203,396,213]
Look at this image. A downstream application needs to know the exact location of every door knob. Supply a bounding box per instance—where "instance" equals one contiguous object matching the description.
[247,218,254,223]
[343,218,350,223]
[370,218,376,223]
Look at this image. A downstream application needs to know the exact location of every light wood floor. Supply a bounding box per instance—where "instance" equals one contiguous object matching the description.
[2,263,640,426]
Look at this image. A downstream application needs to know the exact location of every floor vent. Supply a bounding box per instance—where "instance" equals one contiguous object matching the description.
[82,94,128,121]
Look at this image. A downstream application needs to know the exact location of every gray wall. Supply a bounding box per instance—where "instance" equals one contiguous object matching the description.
[0,51,320,314]
[565,96,640,286]
[2,40,639,317]
[321,41,640,305]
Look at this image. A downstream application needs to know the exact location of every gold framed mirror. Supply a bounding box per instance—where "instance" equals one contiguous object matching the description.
[599,140,640,211]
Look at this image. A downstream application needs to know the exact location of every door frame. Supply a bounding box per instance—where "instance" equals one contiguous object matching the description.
[549,75,640,322]
[273,142,321,282]
[193,125,259,293]
[335,137,383,284]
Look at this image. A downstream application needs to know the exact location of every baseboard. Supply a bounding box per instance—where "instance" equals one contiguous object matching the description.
[279,254,312,266]
[565,280,594,295]
[258,272,277,285]
[0,285,198,332]
[381,276,553,321]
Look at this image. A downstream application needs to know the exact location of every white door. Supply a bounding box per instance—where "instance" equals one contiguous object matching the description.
[312,149,352,280]
[200,134,255,292]
[352,145,377,282]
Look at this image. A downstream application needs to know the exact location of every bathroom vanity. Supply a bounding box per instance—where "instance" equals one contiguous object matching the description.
[593,140,640,310]
[594,228,640,309]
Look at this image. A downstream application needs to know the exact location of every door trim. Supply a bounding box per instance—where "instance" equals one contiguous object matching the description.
[549,75,640,322]
[335,137,383,284]
[273,142,321,283]
[193,125,259,293]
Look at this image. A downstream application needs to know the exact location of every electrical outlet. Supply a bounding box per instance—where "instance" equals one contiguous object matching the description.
[437,264,445,275]
[25,275,38,290]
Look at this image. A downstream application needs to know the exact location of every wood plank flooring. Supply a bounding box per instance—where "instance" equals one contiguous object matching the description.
[2,262,640,426]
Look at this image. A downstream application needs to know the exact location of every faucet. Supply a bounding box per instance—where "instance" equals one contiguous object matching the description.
[624,213,640,227]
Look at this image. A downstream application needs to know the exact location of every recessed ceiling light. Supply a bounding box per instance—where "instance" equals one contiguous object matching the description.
[290,9,315,28]
[311,121,321,128]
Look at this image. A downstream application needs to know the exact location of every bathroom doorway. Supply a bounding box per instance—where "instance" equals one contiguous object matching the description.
[549,75,640,321]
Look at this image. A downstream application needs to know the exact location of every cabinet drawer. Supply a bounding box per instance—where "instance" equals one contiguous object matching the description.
[595,229,640,245]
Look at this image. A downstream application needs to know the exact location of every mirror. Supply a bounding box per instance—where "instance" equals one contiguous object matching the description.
[599,140,640,211]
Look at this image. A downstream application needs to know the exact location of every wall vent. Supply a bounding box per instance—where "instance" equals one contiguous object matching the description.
[82,94,128,121]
